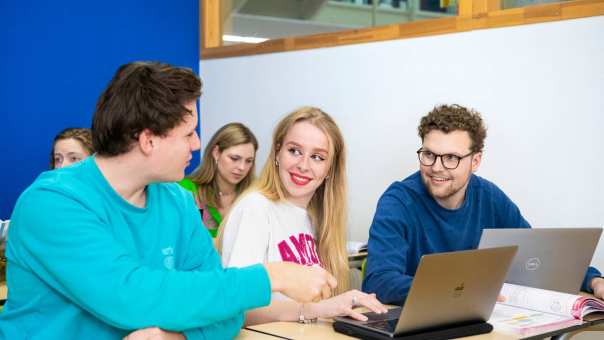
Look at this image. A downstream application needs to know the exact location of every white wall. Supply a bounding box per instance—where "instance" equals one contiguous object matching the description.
[200,16,604,269]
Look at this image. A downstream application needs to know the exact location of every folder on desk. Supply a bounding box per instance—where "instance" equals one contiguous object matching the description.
[347,241,367,254]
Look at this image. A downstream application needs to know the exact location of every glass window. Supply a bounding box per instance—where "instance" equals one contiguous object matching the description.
[502,0,568,10]
[220,0,458,46]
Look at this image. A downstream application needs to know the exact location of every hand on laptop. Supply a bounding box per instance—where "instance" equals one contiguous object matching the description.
[306,289,388,321]
[591,277,604,299]
[265,262,337,302]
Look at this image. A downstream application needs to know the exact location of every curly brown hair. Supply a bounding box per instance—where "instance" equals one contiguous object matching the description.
[418,104,487,153]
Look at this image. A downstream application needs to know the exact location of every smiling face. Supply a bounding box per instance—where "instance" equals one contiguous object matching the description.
[276,121,331,208]
[213,143,256,187]
[53,138,92,169]
[419,129,482,209]
[150,101,201,182]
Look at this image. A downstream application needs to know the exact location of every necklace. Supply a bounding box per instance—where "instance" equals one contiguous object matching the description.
[218,191,235,197]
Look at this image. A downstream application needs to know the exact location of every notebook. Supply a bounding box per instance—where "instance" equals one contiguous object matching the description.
[333,246,518,339]
[489,282,604,336]
[478,227,602,294]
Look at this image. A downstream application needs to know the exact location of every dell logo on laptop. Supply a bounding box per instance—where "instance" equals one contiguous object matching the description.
[525,257,541,271]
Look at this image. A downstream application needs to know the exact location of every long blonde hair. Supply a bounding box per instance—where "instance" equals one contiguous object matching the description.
[221,107,349,294]
[187,122,258,208]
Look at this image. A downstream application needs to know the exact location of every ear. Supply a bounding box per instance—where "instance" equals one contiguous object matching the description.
[211,145,220,162]
[471,152,482,172]
[138,129,156,156]
[274,143,282,164]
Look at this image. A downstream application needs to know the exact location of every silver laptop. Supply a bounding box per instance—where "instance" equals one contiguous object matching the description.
[334,246,517,338]
[479,228,602,294]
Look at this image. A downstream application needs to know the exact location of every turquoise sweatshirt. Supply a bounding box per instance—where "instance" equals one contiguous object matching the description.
[0,157,271,339]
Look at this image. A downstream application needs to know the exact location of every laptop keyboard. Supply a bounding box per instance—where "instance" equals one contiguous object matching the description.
[365,319,398,333]
[361,308,402,333]
[364,308,401,322]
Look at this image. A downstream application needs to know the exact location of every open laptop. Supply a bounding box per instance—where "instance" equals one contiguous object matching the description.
[334,246,517,339]
[479,227,602,294]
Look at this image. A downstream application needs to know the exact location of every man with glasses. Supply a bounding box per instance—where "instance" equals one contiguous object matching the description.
[362,104,604,304]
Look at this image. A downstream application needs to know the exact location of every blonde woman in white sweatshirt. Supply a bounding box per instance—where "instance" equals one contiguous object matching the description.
[219,107,386,325]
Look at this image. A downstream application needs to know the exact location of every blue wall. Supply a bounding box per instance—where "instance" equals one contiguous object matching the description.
[1,0,200,218]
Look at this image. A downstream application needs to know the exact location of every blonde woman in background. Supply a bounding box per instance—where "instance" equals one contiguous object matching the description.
[219,107,386,325]
[50,128,94,169]
[180,122,258,237]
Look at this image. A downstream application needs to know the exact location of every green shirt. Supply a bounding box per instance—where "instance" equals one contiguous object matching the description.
[179,178,222,237]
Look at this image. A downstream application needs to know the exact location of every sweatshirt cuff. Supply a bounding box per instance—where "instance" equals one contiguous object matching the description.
[183,328,204,340]
[581,266,602,293]
[233,263,272,309]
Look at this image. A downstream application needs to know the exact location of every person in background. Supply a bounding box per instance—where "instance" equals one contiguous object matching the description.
[180,123,257,238]
[50,127,94,169]
[220,107,387,326]
[362,104,604,305]
[0,62,336,339]
[0,220,9,283]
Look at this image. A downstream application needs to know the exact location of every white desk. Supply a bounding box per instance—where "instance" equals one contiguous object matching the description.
[237,328,280,339]
[240,316,604,340]
[347,252,367,270]
[242,319,519,340]
[0,283,6,301]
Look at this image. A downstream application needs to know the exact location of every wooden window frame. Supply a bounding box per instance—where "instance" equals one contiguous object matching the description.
[201,0,604,59]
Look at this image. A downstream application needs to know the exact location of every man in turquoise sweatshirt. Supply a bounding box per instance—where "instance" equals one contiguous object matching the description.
[0,62,336,339]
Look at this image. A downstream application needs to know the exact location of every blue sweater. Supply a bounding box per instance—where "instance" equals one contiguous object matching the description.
[362,171,600,304]
[0,157,270,339]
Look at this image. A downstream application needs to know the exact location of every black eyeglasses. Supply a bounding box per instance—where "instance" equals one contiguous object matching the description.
[416,149,474,170]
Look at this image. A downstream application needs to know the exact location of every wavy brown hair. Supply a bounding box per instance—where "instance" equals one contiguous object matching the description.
[92,61,202,156]
[187,122,258,208]
[50,128,94,169]
[418,104,487,153]
[219,107,349,294]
